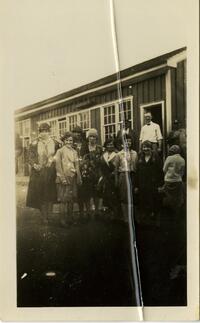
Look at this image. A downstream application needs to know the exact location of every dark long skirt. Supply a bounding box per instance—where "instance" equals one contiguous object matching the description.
[26,165,57,210]
[163,181,184,209]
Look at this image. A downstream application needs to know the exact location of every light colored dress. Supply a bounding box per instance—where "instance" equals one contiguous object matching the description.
[115,149,138,203]
[55,146,79,203]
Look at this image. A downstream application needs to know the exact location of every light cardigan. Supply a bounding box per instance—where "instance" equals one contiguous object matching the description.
[55,146,79,182]
[163,154,185,182]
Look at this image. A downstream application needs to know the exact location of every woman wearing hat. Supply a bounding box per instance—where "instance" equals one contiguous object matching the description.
[79,128,103,217]
[26,122,60,224]
[162,145,185,215]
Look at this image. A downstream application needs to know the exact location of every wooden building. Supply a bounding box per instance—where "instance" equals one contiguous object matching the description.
[15,47,186,175]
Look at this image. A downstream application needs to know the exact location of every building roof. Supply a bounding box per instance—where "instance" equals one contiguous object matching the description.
[15,47,186,116]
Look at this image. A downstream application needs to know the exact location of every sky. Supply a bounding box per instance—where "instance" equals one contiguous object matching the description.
[1,0,198,110]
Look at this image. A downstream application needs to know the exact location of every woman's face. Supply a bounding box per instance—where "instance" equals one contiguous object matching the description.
[106,142,114,152]
[40,130,50,140]
[142,145,152,154]
[123,138,132,149]
[88,135,97,145]
[64,136,73,147]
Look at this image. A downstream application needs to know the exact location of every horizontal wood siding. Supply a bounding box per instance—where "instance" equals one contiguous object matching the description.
[176,60,186,127]
[170,60,186,128]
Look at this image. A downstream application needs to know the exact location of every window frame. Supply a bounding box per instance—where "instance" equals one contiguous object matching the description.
[100,96,133,143]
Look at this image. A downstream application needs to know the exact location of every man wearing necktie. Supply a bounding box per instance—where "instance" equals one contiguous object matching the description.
[139,112,163,153]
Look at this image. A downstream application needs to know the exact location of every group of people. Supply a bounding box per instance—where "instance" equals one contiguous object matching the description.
[26,112,186,227]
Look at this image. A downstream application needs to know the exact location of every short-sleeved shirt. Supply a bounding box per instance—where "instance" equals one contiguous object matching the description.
[139,121,163,143]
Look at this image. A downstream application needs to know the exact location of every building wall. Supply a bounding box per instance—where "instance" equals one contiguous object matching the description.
[171,59,186,128]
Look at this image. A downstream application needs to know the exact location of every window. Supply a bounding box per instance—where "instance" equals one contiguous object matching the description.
[67,110,90,131]
[103,105,116,140]
[119,100,132,123]
[102,97,133,142]
[49,120,58,139]
[58,119,68,138]
[16,119,30,138]
[68,115,78,131]
[79,111,90,131]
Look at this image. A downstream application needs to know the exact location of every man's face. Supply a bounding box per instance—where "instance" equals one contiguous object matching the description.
[145,115,152,125]
[124,121,130,129]
[73,132,81,141]
[88,135,97,144]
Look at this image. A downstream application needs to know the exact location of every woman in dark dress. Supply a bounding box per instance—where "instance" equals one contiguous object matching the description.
[26,123,60,224]
[98,138,119,218]
[135,140,163,224]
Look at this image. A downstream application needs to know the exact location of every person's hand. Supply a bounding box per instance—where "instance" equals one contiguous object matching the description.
[157,147,162,153]
[62,179,67,185]
[134,187,139,194]
[33,163,41,171]
[158,186,164,193]
[77,176,82,186]
[46,157,54,167]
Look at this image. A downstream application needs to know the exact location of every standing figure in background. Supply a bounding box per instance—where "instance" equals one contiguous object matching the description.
[167,119,186,160]
[80,128,103,217]
[72,126,88,220]
[15,132,23,174]
[139,112,163,153]
[26,123,60,224]
[98,138,119,219]
[115,134,138,223]
[162,145,185,220]
[55,132,82,227]
[72,126,87,161]
[134,140,163,225]
[116,119,135,150]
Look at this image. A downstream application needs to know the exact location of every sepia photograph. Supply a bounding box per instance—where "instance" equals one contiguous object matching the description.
[0,0,199,321]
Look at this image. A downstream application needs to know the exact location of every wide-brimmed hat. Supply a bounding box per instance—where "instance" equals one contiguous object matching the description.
[87,128,98,138]
[38,122,51,132]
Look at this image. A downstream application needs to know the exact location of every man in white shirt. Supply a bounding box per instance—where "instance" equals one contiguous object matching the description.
[139,112,163,152]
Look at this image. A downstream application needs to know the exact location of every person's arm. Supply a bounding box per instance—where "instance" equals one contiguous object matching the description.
[139,127,144,151]
[114,154,120,187]
[180,159,186,178]
[55,149,66,183]
[158,139,162,151]
[75,151,82,185]
[156,125,163,151]
[28,141,42,171]
[163,156,169,174]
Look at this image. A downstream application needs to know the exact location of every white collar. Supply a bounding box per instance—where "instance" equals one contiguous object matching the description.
[103,151,116,164]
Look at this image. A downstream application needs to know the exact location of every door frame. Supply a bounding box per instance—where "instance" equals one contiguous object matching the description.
[140,100,165,129]
[140,100,166,158]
